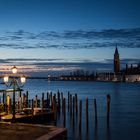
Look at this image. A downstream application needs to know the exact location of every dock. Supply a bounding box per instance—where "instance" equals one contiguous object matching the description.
[1,109,54,123]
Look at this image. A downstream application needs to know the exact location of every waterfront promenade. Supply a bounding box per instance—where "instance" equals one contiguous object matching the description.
[0,122,67,140]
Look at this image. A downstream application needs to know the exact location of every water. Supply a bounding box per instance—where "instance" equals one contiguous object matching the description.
[1,79,140,140]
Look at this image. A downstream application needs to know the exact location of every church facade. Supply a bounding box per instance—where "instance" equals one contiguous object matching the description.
[96,46,140,82]
[114,46,140,82]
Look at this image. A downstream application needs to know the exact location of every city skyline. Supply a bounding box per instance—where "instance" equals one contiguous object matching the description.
[0,0,140,76]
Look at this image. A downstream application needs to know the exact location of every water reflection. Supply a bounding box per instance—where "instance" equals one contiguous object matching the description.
[106,121,111,140]
[2,80,139,140]
[94,121,98,140]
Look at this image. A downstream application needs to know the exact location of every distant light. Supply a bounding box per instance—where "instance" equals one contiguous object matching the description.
[12,66,18,74]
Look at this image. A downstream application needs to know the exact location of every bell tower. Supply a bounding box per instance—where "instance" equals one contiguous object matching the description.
[114,45,120,74]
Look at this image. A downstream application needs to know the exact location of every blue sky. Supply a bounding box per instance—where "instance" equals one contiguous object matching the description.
[0,0,140,76]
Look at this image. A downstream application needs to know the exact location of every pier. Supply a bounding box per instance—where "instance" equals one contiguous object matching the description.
[0,89,111,140]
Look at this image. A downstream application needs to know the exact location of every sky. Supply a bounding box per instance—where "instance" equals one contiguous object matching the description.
[0,0,140,76]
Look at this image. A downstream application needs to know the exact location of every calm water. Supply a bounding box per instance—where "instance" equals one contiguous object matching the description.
[1,79,140,140]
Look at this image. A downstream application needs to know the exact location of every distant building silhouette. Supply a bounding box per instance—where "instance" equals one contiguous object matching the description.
[59,45,140,82]
[121,63,140,75]
[114,45,120,74]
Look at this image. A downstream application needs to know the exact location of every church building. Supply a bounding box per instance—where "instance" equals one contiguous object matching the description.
[114,46,120,74]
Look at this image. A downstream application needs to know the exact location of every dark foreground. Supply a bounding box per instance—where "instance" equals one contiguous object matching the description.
[0,122,67,140]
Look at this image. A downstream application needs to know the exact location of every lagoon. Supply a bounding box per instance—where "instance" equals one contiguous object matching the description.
[1,80,140,140]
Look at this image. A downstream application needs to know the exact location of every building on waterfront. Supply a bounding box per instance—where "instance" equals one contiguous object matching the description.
[113,46,140,82]
[96,46,140,82]
[113,47,140,82]
[114,46,120,74]
[121,63,140,82]
[59,46,140,82]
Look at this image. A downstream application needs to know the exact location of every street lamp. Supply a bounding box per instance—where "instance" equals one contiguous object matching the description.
[3,76,9,83]
[20,75,26,84]
[12,66,18,74]
[3,66,26,121]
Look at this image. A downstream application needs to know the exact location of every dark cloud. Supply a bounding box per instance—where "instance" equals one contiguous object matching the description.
[0,28,140,49]
[0,58,65,63]
[62,28,140,40]
[0,43,19,48]
[0,58,140,76]
[120,58,140,65]
[105,58,140,69]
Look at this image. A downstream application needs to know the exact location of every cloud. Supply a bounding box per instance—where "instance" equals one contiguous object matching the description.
[0,58,112,75]
[0,28,140,49]
[0,58,67,66]
[0,58,140,76]
[106,58,140,64]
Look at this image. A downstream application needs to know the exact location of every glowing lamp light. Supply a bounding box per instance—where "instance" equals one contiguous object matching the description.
[3,76,9,83]
[12,66,18,74]
[20,76,26,84]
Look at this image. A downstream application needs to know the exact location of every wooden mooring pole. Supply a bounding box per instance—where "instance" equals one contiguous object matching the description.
[72,96,75,124]
[63,98,66,127]
[86,97,89,130]
[68,92,70,112]
[47,92,49,100]
[53,95,57,124]
[31,99,34,118]
[94,98,97,123]
[19,96,22,110]
[72,96,75,119]
[23,94,27,108]
[26,91,28,108]
[75,93,78,116]
[70,94,72,117]
[35,95,38,108]
[48,93,50,106]
[38,99,40,108]
[107,94,111,123]
[79,100,82,131]
[50,92,53,107]
[42,93,44,112]
[61,92,63,112]
[57,91,60,112]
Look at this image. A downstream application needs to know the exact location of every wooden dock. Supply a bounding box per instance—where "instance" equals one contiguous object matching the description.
[1,109,54,123]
